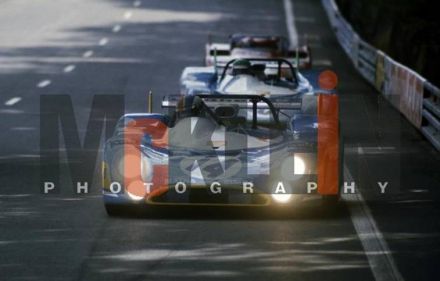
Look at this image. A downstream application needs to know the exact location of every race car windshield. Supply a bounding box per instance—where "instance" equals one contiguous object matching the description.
[220,58,298,86]
[164,94,282,130]
[198,94,282,130]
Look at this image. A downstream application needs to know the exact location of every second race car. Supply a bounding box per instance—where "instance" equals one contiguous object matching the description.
[205,33,312,69]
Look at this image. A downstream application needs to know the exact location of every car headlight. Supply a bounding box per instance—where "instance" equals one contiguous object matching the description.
[293,155,306,175]
[116,152,139,180]
[113,147,153,182]
[120,152,152,201]
[127,190,144,201]
[271,193,292,203]
[280,155,306,181]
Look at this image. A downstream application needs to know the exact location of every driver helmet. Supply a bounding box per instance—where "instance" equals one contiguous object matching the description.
[175,95,203,119]
[232,59,252,75]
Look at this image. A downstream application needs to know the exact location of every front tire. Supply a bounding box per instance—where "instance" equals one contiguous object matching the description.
[104,203,122,217]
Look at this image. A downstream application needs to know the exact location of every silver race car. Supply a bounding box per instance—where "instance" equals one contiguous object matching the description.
[180,58,313,98]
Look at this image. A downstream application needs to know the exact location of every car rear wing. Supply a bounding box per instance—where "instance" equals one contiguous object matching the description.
[161,94,302,111]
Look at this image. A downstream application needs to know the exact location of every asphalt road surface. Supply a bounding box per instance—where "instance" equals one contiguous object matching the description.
[0,0,439,280]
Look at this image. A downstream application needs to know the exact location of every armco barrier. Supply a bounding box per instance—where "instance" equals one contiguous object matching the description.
[421,82,440,150]
[357,40,377,85]
[322,0,440,151]
[383,56,425,128]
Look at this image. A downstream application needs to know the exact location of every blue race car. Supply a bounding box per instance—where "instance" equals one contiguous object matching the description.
[102,94,342,216]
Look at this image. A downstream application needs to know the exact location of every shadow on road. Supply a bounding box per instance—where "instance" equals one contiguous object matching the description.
[105,200,349,221]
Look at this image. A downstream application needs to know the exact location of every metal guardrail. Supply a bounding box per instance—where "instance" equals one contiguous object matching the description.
[357,40,377,85]
[421,82,440,150]
[322,0,440,151]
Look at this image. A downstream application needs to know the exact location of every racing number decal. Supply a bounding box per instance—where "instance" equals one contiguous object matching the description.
[317,94,339,195]
[123,118,169,199]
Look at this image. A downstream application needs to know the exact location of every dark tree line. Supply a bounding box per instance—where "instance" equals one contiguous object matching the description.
[336,0,439,86]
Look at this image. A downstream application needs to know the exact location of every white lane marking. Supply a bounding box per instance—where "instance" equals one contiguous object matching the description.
[124,11,132,20]
[308,42,323,48]
[296,16,316,23]
[133,0,141,7]
[304,34,321,40]
[10,127,35,131]
[343,167,404,281]
[83,50,94,58]
[99,38,109,46]
[0,154,40,160]
[313,59,333,66]
[4,97,22,106]
[354,146,396,155]
[1,56,153,64]
[0,109,23,114]
[12,19,412,281]
[37,80,51,88]
[409,189,428,193]
[285,0,405,278]
[112,25,121,33]
[63,64,76,73]
[283,0,298,47]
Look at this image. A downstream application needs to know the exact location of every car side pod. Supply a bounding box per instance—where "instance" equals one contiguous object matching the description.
[316,94,342,203]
